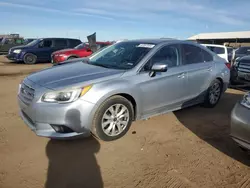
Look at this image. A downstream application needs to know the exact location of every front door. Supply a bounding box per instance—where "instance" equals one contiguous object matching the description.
[135,44,189,116]
[37,39,53,61]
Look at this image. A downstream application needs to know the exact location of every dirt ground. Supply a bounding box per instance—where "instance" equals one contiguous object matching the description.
[0,55,250,188]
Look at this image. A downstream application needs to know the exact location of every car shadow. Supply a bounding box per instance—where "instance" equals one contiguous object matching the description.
[45,137,103,188]
[174,92,250,166]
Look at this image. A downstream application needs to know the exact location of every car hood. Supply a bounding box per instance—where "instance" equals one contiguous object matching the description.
[11,45,31,50]
[26,61,125,90]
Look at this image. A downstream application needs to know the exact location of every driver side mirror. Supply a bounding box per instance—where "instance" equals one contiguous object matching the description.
[151,62,168,72]
[149,62,168,77]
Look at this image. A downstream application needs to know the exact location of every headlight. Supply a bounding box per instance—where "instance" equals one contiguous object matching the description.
[234,57,240,66]
[42,85,92,103]
[240,92,250,108]
[13,49,21,54]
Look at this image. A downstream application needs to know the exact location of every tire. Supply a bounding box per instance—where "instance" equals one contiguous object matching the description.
[23,53,37,64]
[91,95,134,141]
[67,56,77,60]
[203,79,222,108]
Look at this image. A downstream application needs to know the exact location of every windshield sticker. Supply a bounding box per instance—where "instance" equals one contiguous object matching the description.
[136,44,155,48]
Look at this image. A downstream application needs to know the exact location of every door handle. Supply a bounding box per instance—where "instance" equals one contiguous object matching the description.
[177,73,186,78]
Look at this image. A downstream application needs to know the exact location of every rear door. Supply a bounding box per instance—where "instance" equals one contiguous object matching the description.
[181,44,215,99]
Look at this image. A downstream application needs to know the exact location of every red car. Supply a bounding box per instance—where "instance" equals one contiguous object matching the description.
[51,41,112,64]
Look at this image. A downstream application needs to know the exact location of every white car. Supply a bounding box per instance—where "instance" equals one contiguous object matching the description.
[202,44,233,63]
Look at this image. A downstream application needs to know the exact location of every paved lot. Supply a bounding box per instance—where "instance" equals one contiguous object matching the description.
[0,55,250,188]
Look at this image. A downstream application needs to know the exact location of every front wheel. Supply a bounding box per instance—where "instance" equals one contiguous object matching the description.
[203,79,222,108]
[91,96,134,141]
[23,53,37,64]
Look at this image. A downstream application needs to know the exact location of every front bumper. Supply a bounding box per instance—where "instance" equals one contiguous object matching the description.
[231,102,250,150]
[18,82,96,139]
[6,52,23,61]
[51,54,67,64]
[230,68,250,85]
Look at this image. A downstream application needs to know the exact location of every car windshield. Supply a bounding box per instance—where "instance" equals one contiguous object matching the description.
[88,42,155,70]
[25,39,40,46]
[235,47,250,54]
[75,43,87,49]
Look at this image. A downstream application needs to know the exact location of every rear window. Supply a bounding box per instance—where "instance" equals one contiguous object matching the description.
[235,47,250,55]
[206,46,225,54]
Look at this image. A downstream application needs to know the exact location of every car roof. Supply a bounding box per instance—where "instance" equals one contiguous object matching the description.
[123,38,179,44]
[39,38,81,40]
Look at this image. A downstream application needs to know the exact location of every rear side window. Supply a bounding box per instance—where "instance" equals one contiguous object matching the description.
[202,49,213,62]
[182,44,213,65]
[69,39,81,48]
[54,39,67,48]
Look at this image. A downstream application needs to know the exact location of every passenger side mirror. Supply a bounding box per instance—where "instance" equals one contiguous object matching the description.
[149,62,168,77]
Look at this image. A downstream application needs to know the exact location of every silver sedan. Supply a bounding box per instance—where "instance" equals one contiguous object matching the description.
[231,92,250,150]
[18,39,230,141]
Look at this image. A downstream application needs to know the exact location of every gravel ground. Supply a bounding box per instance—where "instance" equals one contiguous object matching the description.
[0,55,250,188]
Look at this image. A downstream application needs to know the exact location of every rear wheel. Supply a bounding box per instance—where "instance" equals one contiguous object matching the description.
[23,53,37,64]
[91,96,134,141]
[203,79,222,108]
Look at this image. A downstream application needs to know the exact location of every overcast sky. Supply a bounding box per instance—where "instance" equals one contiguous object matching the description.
[1,0,250,41]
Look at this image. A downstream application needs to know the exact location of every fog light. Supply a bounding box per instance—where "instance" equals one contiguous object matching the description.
[50,125,74,133]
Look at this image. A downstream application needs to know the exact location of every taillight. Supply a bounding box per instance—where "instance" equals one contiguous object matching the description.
[225,62,231,69]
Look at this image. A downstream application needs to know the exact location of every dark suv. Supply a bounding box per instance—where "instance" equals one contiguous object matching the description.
[231,55,250,85]
[7,38,81,64]
[233,46,250,62]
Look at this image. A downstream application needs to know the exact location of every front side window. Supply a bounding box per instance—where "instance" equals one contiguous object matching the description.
[39,40,52,48]
[88,42,155,70]
[143,45,179,71]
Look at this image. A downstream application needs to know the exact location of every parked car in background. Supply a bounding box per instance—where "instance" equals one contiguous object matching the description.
[231,92,250,150]
[202,44,233,63]
[7,38,81,64]
[51,41,112,64]
[18,39,230,141]
[230,55,250,85]
[0,37,24,54]
[233,46,250,62]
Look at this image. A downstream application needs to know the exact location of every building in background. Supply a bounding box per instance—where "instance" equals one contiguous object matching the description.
[188,31,250,48]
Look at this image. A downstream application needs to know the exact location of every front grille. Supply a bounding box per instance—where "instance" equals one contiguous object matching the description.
[238,60,250,73]
[19,82,35,105]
